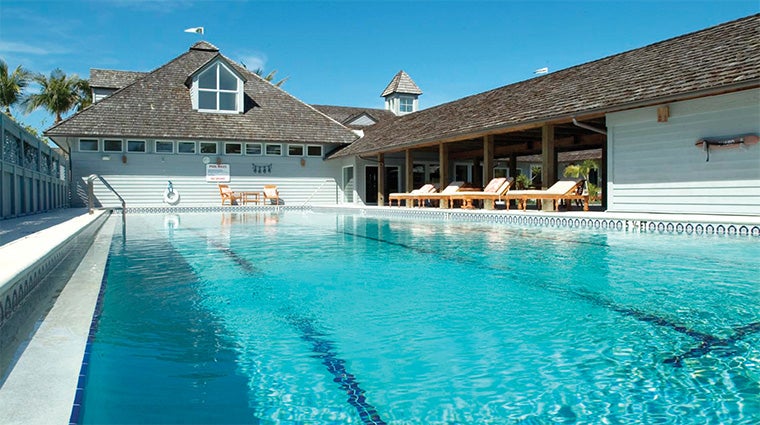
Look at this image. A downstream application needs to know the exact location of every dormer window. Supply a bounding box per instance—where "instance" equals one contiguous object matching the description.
[400,97,414,113]
[192,61,243,113]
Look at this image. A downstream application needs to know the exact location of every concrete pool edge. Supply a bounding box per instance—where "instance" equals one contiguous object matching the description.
[0,212,115,425]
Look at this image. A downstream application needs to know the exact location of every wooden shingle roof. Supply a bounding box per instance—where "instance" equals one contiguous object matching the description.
[381,70,422,97]
[89,69,147,89]
[47,42,358,145]
[334,14,760,158]
[312,105,396,128]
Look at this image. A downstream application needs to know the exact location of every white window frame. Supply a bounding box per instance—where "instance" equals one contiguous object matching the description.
[79,139,99,152]
[400,97,414,113]
[194,61,243,114]
[200,142,217,155]
[103,139,123,153]
[127,140,147,153]
[265,143,282,156]
[177,141,197,154]
[224,142,243,155]
[245,143,262,155]
[287,144,304,157]
[306,145,323,157]
[155,140,174,154]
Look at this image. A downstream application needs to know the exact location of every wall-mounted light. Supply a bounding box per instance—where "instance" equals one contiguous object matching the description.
[101,155,111,161]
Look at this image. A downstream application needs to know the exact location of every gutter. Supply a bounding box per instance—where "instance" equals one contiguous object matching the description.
[572,118,607,135]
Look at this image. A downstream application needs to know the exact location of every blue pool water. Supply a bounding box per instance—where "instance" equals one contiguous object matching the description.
[78,211,760,424]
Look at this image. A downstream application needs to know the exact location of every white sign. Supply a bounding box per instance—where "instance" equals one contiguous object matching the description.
[206,164,230,182]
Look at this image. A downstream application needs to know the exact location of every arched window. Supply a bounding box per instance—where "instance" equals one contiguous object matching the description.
[195,62,242,113]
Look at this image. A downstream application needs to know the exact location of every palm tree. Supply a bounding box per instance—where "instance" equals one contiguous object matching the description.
[564,159,600,198]
[0,59,31,118]
[75,78,92,111]
[24,68,88,123]
[254,68,289,87]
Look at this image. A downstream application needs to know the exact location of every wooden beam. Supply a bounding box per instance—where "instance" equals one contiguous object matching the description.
[483,135,494,185]
[377,153,385,206]
[448,133,606,160]
[405,149,413,192]
[542,124,556,190]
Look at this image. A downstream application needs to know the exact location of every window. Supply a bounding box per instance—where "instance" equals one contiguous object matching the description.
[400,97,414,113]
[103,139,123,152]
[225,142,242,155]
[196,62,242,113]
[127,140,146,153]
[288,145,304,156]
[245,143,262,155]
[306,145,323,157]
[79,139,98,152]
[200,142,217,154]
[265,144,282,156]
[155,141,174,153]
[178,141,196,154]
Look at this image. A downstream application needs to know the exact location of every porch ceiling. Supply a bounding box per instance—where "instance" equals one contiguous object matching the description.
[396,117,606,160]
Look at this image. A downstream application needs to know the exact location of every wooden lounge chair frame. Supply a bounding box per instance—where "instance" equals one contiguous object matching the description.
[389,183,437,207]
[416,181,466,208]
[219,184,242,206]
[263,185,280,205]
[505,178,589,211]
[447,177,514,210]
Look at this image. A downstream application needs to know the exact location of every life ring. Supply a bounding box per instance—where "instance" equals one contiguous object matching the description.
[163,189,181,205]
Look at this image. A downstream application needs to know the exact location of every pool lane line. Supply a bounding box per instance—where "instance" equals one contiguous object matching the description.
[663,321,760,367]
[182,227,261,274]
[339,228,760,365]
[173,228,389,425]
[287,315,388,425]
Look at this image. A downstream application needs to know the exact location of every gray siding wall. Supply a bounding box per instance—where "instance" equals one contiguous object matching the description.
[607,89,760,215]
[71,143,348,207]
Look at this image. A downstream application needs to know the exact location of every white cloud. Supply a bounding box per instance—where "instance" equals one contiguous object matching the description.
[0,41,53,55]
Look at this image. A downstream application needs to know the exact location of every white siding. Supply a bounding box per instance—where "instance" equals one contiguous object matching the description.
[71,142,347,207]
[607,89,760,215]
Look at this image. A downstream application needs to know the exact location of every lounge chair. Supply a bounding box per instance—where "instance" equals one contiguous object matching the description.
[263,185,280,205]
[505,178,589,211]
[416,181,466,208]
[448,177,514,209]
[218,184,242,206]
[389,183,437,207]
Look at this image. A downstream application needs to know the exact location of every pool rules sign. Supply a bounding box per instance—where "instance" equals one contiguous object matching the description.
[205,164,230,182]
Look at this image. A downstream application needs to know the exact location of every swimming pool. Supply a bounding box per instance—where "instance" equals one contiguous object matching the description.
[77,211,760,424]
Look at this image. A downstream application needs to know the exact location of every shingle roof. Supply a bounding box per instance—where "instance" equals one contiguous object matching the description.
[89,69,147,89]
[335,14,760,158]
[380,70,423,97]
[312,105,396,127]
[47,42,358,145]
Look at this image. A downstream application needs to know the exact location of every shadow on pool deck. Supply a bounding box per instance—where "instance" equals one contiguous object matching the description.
[0,208,91,247]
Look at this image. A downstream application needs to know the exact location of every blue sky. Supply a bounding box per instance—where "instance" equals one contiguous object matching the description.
[1,0,757,136]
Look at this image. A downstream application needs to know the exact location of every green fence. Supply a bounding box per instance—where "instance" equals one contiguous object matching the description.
[1,113,69,219]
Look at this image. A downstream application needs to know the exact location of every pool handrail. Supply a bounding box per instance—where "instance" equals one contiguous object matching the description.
[87,174,126,214]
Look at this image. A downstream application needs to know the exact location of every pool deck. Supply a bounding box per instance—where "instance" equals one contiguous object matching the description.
[0,208,110,425]
[0,206,758,425]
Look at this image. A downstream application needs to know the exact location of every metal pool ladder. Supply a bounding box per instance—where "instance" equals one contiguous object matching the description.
[87,174,126,214]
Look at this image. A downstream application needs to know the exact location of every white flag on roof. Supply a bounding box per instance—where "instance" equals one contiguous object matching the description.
[534,67,549,75]
[184,27,204,35]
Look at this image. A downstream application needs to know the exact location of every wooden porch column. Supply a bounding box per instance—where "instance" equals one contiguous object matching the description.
[438,143,450,208]
[601,140,608,210]
[377,153,385,206]
[405,149,413,192]
[541,124,556,189]
[483,135,494,185]
[509,154,518,183]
